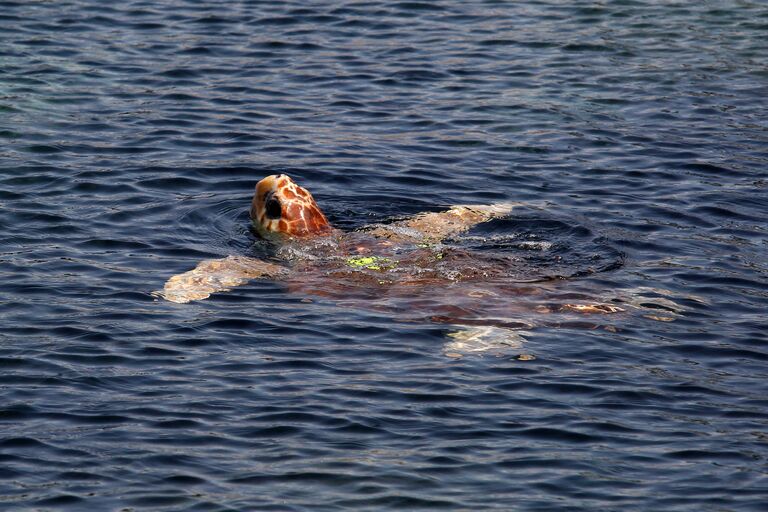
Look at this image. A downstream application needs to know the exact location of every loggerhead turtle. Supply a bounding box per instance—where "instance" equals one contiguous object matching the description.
[161,174,682,355]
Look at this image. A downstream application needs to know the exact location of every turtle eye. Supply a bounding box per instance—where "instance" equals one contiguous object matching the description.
[265,197,282,219]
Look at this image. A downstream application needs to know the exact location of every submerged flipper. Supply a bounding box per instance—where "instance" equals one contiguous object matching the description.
[161,255,287,304]
[443,325,528,357]
[365,203,519,243]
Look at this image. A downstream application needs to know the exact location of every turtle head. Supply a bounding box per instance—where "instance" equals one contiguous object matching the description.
[250,174,332,238]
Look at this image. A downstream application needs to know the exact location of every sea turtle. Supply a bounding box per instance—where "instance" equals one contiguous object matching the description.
[160,174,685,355]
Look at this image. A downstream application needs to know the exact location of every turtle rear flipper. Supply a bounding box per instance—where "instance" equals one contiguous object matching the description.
[366,202,520,243]
[161,255,287,303]
[444,324,528,357]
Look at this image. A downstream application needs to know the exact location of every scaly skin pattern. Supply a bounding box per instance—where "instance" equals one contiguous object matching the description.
[363,203,518,243]
[250,174,332,238]
[162,256,287,304]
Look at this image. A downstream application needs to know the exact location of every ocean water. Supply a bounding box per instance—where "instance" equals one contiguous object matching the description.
[1,1,767,510]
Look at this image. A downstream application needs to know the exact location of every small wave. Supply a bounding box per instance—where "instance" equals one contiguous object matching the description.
[172,195,265,257]
[457,213,625,281]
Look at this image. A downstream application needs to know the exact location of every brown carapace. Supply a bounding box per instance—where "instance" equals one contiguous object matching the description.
[250,174,332,237]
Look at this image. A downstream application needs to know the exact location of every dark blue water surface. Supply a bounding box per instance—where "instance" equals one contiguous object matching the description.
[2,1,768,510]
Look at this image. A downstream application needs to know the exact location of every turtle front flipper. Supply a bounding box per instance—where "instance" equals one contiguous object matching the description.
[365,203,520,243]
[160,255,288,303]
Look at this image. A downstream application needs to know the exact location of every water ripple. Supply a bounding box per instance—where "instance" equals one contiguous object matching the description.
[1,0,767,510]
